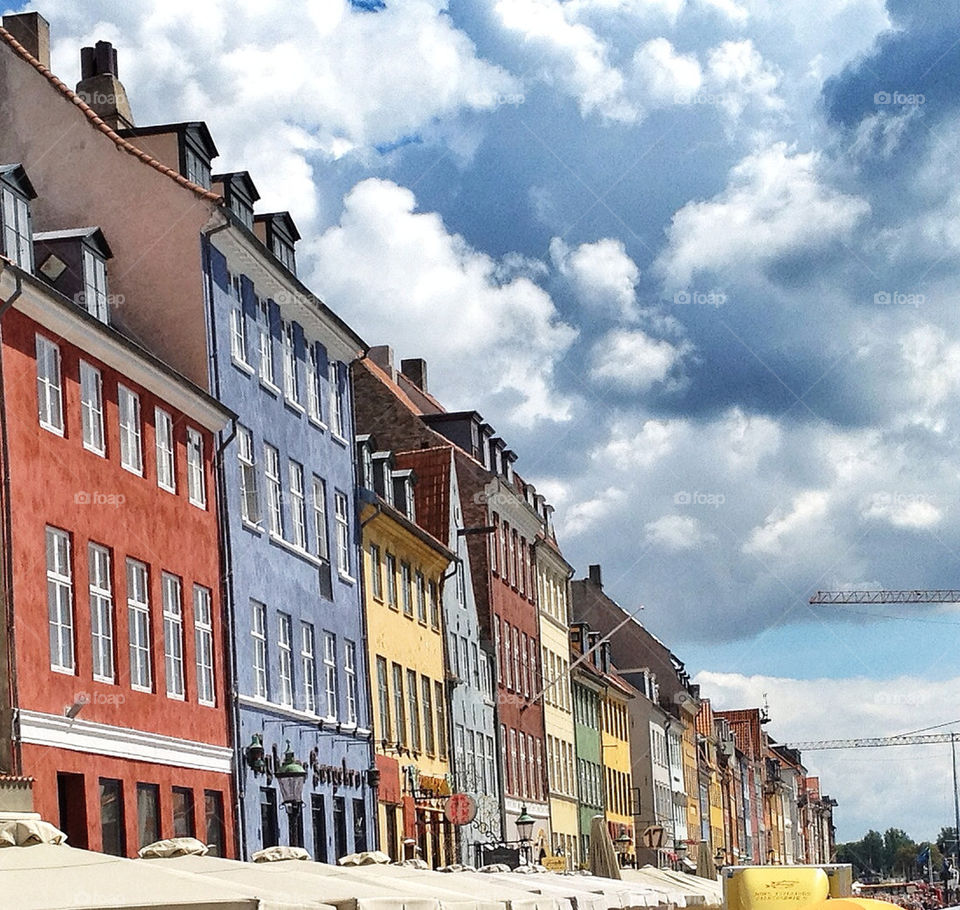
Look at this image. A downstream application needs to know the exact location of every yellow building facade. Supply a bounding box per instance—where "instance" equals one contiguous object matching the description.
[359,452,454,868]
[600,676,635,866]
[536,541,578,869]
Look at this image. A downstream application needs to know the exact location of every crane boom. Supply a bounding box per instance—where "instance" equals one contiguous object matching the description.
[810,590,960,604]
[785,733,957,750]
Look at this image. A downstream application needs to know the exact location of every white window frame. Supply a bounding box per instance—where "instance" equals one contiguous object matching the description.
[127,559,152,692]
[36,335,63,435]
[345,640,358,726]
[421,676,434,756]
[89,543,114,683]
[238,426,260,525]
[328,362,344,438]
[323,632,337,721]
[118,384,143,475]
[79,360,105,455]
[46,526,74,674]
[407,668,421,752]
[162,573,185,700]
[252,600,268,700]
[334,491,350,576]
[415,571,427,624]
[377,656,392,740]
[301,622,316,714]
[281,320,299,404]
[257,297,274,385]
[2,185,32,270]
[289,461,307,549]
[229,274,248,364]
[369,545,383,600]
[265,444,283,538]
[155,407,176,493]
[194,585,215,707]
[278,612,293,708]
[312,476,329,561]
[306,344,322,423]
[186,428,206,508]
[81,247,109,323]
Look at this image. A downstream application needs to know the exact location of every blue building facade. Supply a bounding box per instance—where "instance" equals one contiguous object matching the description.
[202,227,376,861]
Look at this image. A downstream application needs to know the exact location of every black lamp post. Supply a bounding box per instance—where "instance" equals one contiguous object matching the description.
[274,742,307,847]
[516,805,535,864]
[615,829,633,866]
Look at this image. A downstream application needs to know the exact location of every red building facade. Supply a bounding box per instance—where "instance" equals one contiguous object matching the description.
[0,255,235,856]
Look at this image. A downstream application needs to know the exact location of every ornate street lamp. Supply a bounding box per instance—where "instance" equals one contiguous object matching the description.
[244,733,266,775]
[516,805,535,863]
[275,742,307,846]
[615,829,633,866]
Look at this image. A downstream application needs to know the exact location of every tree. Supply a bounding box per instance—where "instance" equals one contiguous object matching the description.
[937,827,958,858]
[862,830,885,874]
[894,843,919,879]
[884,828,915,875]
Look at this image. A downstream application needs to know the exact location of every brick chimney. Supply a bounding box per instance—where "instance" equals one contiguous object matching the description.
[368,345,395,380]
[400,358,428,393]
[588,564,602,587]
[75,40,134,131]
[2,12,50,69]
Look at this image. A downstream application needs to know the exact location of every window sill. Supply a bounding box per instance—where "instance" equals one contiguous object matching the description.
[337,571,357,586]
[92,675,115,685]
[284,398,305,417]
[307,416,326,432]
[51,665,75,676]
[232,357,254,377]
[268,533,324,568]
[121,463,143,478]
[83,443,106,458]
[259,378,281,397]
[166,692,186,702]
[189,497,207,510]
[330,433,349,448]
[158,481,177,495]
[242,520,264,536]
[131,684,153,694]
[40,421,64,437]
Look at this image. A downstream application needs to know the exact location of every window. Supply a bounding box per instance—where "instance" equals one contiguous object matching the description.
[118,385,142,474]
[278,613,293,707]
[407,668,421,752]
[401,563,412,616]
[422,677,434,755]
[415,571,427,624]
[435,682,447,758]
[127,559,151,691]
[173,788,195,838]
[518,732,527,797]
[155,408,175,492]
[369,545,383,599]
[265,444,283,537]
[229,275,247,363]
[471,643,481,690]
[100,779,125,857]
[258,297,274,384]
[1,181,32,269]
[187,429,206,507]
[428,581,440,630]
[392,663,406,746]
[312,477,329,560]
[184,146,211,188]
[301,622,316,714]
[334,492,350,576]
[194,586,215,706]
[344,641,358,725]
[377,657,391,740]
[238,426,260,524]
[36,335,63,434]
[282,320,299,403]
[81,248,109,323]
[385,554,397,608]
[306,344,322,422]
[46,526,73,673]
[288,461,307,549]
[162,573,184,699]
[328,362,344,437]
[323,632,337,719]
[88,544,114,683]
[252,600,268,699]
[79,361,104,455]
[204,791,225,857]
[137,783,160,849]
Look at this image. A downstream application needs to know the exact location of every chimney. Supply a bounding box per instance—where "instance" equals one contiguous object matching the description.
[2,12,50,69]
[588,564,602,588]
[76,40,134,131]
[400,358,428,393]
[367,345,395,379]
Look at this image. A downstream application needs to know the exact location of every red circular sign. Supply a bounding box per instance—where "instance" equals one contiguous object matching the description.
[444,793,477,825]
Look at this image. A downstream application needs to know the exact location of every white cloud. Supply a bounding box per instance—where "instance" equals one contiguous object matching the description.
[703,39,783,121]
[589,328,687,391]
[631,38,702,107]
[308,178,576,424]
[655,143,870,290]
[550,237,640,320]
[743,489,830,556]
[645,514,716,549]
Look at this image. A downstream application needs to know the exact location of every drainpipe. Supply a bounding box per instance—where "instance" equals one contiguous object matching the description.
[201,221,247,859]
[0,270,21,775]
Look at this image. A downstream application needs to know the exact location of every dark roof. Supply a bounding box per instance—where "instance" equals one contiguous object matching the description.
[34,226,112,258]
[254,211,301,242]
[394,447,452,544]
[0,163,37,199]
[118,121,219,159]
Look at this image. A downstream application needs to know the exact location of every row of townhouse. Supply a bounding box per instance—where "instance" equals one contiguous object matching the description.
[0,11,838,869]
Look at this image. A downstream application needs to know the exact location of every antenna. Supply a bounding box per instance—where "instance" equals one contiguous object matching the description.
[760,693,771,724]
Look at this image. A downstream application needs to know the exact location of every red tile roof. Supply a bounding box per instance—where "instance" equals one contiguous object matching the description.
[0,27,222,203]
[394,446,452,544]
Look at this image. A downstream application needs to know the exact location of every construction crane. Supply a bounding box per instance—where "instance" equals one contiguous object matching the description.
[810,590,960,604]
[786,733,958,750]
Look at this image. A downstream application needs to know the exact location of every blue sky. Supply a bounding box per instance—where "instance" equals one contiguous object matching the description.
[13,0,960,842]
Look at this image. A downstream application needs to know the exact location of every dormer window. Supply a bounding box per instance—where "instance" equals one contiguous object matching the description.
[355,436,375,491]
[372,453,394,505]
[213,171,260,231]
[254,212,300,276]
[0,164,36,271]
[184,146,210,190]
[118,122,218,191]
[82,247,109,322]
[34,226,113,325]
[392,470,416,521]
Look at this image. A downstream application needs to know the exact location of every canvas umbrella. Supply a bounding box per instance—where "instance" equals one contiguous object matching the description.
[588,816,622,881]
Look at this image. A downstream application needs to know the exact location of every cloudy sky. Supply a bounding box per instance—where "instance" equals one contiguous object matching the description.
[13,0,960,842]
